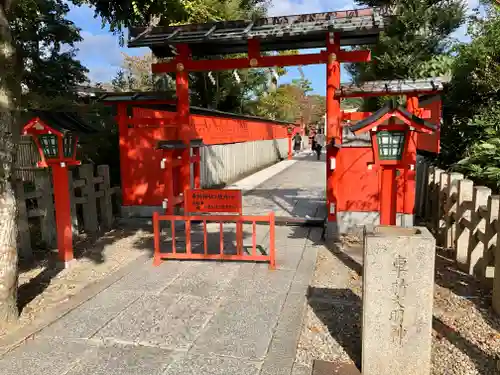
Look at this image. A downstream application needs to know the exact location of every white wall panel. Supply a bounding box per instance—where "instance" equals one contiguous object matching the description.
[200,138,287,188]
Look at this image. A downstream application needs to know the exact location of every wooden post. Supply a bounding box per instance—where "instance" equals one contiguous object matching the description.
[482,195,499,281]
[424,166,435,222]
[177,44,192,202]
[68,169,78,237]
[326,32,341,231]
[493,199,500,314]
[456,179,474,269]
[432,168,443,232]
[35,172,56,248]
[97,165,113,231]
[79,164,98,235]
[438,172,449,245]
[380,166,397,226]
[15,181,32,260]
[468,186,491,276]
[445,173,463,249]
[52,163,74,262]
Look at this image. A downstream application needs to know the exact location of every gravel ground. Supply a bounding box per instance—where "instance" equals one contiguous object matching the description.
[295,240,500,375]
[0,226,153,339]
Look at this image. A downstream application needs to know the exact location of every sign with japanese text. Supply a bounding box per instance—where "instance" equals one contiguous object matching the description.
[185,189,242,214]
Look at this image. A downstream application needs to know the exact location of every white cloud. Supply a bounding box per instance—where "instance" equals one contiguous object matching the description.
[72,31,150,83]
[77,31,124,66]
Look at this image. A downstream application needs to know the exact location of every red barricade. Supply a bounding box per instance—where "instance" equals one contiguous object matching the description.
[152,212,276,269]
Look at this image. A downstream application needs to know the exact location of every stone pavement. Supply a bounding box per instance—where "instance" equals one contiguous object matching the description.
[0,155,325,375]
[243,153,326,219]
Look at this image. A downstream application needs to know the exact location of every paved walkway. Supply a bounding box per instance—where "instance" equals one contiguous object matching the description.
[0,154,325,375]
[243,154,326,219]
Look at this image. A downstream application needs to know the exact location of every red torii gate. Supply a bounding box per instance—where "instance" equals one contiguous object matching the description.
[128,7,388,234]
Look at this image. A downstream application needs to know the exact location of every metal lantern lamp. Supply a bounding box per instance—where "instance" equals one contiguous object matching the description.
[375,130,407,162]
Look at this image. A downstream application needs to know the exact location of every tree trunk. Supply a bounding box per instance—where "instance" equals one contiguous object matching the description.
[0,0,19,327]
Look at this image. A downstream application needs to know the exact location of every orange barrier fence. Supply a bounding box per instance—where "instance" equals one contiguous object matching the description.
[152,212,276,269]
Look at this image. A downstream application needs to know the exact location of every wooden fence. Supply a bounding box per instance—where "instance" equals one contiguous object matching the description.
[424,166,500,315]
[15,136,44,182]
[16,164,120,260]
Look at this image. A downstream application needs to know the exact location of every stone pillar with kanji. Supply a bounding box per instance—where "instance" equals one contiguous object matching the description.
[362,226,436,375]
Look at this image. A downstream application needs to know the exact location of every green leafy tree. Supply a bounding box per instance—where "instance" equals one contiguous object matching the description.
[349,0,464,81]
[71,0,267,41]
[8,0,88,109]
[252,78,315,122]
[348,0,465,111]
[440,5,500,186]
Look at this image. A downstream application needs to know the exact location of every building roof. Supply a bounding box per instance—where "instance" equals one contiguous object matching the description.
[98,91,176,102]
[128,7,389,58]
[348,100,437,133]
[336,77,449,98]
[97,91,295,125]
[23,110,100,135]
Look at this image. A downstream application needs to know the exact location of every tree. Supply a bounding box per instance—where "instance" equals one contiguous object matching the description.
[439,5,500,186]
[72,0,267,41]
[8,0,88,109]
[0,0,20,326]
[252,78,316,122]
[0,0,88,325]
[348,0,465,111]
[349,0,464,81]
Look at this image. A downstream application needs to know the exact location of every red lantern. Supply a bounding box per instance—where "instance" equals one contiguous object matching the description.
[22,112,94,265]
[349,100,436,226]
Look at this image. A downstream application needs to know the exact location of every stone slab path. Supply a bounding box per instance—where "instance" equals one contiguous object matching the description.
[0,155,326,375]
[242,154,326,219]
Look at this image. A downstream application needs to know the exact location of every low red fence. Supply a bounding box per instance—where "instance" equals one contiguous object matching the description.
[152,212,276,269]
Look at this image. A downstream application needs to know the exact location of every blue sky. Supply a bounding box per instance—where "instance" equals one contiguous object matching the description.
[66,0,477,95]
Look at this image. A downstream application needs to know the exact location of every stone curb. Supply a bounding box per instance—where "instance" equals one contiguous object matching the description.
[0,253,151,357]
[226,159,297,194]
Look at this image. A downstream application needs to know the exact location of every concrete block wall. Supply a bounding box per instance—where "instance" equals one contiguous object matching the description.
[199,139,288,187]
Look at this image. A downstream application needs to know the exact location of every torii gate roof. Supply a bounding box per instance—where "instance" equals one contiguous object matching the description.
[337,77,448,98]
[128,7,389,58]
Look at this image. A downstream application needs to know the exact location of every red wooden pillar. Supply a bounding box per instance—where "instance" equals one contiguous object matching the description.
[404,96,419,219]
[326,32,341,225]
[52,164,73,262]
[176,44,192,203]
[117,103,129,205]
[288,133,292,160]
[380,166,397,225]
[164,150,175,215]
[193,147,201,189]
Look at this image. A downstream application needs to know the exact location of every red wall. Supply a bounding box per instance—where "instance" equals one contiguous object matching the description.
[335,147,415,215]
[132,108,289,144]
[417,98,441,153]
[120,108,290,206]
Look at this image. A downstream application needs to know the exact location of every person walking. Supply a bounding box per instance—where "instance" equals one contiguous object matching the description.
[293,132,302,155]
[310,129,316,155]
[313,128,325,160]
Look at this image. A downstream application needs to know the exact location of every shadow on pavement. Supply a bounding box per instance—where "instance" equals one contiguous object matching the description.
[308,287,362,370]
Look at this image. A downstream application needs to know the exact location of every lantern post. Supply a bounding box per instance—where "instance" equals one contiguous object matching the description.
[23,116,83,265]
[348,101,437,226]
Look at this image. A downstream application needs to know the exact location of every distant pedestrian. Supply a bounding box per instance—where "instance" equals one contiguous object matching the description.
[314,129,325,160]
[293,132,302,155]
[310,130,316,154]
